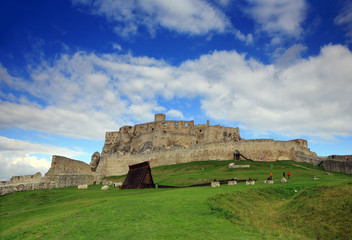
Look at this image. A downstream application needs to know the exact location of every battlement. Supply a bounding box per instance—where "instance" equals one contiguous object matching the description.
[103,114,240,154]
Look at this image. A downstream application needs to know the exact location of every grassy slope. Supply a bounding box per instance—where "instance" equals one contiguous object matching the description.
[208,181,352,239]
[0,160,351,240]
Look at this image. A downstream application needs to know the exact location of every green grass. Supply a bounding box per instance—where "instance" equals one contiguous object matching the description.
[1,160,351,239]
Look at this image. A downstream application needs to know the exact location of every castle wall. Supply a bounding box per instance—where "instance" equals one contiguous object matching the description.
[44,155,92,175]
[323,159,352,174]
[100,139,315,177]
[44,156,97,188]
[323,155,352,174]
[293,152,326,166]
[9,172,42,184]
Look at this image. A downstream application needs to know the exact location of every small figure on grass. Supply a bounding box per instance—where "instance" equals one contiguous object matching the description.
[287,172,290,179]
[265,173,273,184]
[283,172,286,178]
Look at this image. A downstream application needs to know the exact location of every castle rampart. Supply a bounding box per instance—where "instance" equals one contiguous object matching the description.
[98,138,316,177]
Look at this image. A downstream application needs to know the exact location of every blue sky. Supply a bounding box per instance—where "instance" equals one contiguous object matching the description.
[1,0,352,180]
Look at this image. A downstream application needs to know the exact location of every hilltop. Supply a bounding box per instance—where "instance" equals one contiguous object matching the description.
[1,160,351,239]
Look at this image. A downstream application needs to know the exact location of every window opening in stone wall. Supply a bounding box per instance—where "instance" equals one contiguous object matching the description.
[185,123,188,127]
[175,122,179,127]
[152,128,154,131]
[200,129,202,132]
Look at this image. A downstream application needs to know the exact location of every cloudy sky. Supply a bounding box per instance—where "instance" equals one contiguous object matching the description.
[1,0,352,180]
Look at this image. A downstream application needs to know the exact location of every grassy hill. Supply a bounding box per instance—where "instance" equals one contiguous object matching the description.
[1,160,351,239]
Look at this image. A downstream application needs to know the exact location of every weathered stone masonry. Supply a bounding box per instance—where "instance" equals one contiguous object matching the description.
[96,114,316,177]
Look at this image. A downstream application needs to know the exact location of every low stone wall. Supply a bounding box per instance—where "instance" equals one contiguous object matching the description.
[323,159,352,174]
[0,181,57,196]
[8,172,43,184]
[45,174,96,188]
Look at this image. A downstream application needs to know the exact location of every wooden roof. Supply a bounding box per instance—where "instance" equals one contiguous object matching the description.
[121,161,155,189]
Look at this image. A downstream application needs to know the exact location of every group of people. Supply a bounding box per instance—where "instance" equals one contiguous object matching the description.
[228,171,291,183]
[282,171,291,179]
[267,171,291,181]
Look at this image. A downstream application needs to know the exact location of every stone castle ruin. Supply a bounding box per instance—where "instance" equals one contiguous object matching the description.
[95,114,315,177]
[1,114,351,195]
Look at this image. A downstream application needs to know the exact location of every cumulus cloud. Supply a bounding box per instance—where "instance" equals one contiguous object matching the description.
[166,109,184,119]
[245,0,307,40]
[0,136,86,180]
[1,44,352,142]
[72,0,230,37]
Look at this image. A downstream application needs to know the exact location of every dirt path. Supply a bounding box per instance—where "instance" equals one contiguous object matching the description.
[291,164,334,176]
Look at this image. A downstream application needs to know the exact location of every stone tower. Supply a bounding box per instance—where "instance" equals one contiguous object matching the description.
[154,113,166,122]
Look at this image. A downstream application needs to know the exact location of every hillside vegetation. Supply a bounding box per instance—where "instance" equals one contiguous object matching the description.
[1,160,351,239]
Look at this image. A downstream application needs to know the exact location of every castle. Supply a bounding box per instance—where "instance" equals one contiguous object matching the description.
[1,114,351,195]
[93,114,315,177]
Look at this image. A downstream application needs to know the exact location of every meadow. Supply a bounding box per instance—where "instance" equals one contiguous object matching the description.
[1,160,351,239]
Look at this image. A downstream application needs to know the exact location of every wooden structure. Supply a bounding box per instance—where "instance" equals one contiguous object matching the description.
[121,161,155,189]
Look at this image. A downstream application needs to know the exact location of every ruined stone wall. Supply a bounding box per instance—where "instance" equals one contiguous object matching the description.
[99,139,316,177]
[130,131,194,153]
[323,155,352,174]
[323,159,352,174]
[1,155,98,195]
[293,151,326,166]
[44,155,97,186]
[8,172,43,184]
[201,125,240,144]
[0,181,57,196]
[103,114,240,156]
[44,155,92,175]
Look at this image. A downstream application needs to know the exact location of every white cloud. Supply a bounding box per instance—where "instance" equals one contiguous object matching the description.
[112,43,122,51]
[166,109,184,119]
[193,45,352,138]
[0,136,86,180]
[245,0,307,39]
[73,0,230,37]
[1,44,352,144]
[0,153,51,181]
[274,43,307,67]
[334,1,352,40]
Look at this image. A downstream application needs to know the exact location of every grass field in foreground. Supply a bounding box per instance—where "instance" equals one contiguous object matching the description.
[0,160,351,239]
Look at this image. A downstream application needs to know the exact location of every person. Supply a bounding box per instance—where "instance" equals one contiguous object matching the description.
[234,177,237,182]
[283,172,286,178]
[287,172,290,179]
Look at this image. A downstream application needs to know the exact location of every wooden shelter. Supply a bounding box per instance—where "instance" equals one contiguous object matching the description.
[121,161,155,189]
